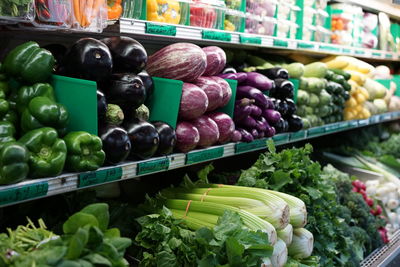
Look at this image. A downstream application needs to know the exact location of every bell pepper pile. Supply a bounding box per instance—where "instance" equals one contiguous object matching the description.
[147,0,182,24]
[0,41,105,185]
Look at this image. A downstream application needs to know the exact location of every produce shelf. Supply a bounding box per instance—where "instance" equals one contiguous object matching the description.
[361,230,400,267]
[119,19,400,61]
[334,0,400,20]
[0,111,399,208]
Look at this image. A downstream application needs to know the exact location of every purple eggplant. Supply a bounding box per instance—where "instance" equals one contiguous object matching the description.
[231,130,242,142]
[237,86,268,108]
[234,102,253,122]
[249,104,262,117]
[237,128,254,142]
[218,72,247,83]
[222,67,237,74]
[251,129,259,139]
[244,72,275,91]
[264,95,275,109]
[235,98,255,106]
[265,126,276,137]
[255,117,269,132]
[263,109,281,124]
[259,131,265,138]
[237,115,257,129]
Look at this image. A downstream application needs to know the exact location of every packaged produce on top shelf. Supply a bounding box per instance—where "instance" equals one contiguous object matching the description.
[108,0,123,20]
[362,12,379,49]
[379,12,397,52]
[245,0,277,35]
[0,0,35,22]
[190,0,225,29]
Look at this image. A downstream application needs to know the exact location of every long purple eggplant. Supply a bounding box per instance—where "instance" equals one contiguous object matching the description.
[255,117,269,132]
[218,72,247,83]
[237,128,254,142]
[249,104,262,117]
[234,103,252,122]
[263,109,282,124]
[236,86,268,108]
[265,126,276,137]
[251,129,259,139]
[244,72,275,91]
[237,115,257,129]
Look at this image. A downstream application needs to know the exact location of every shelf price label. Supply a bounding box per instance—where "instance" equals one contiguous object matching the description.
[78,167,123,188]
[202,30,232,42]
[273,39,288,47]
[372,52,382,58]
[290,131,307,141]
[235,138,267,154]
[137,158,170,175]
[358,119,370,126]
[298,42,315,49]
[386,54,393,59]
[307,126,325,137]
[342,48,352,54]
[337,121,349,129]
[240,35,261,45]
[186,147,224,165]
[0,182,48,206]
[145,22,177,36]
[348,120,358,128]
[319,45,340,52]
[272,133,289,145]
[381,113,393,121]
[355,50,365,55]
[369,115,380,124]
[324,123,339,133]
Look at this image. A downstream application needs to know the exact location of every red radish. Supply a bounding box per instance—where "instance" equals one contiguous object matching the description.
[359,189,367,198]
[179,83,209,120]
[365,197,374,207]
[374,205,382,215]
[195,77,223,112]
[370,210,375,215]
[352,180,364,189]
[352,187,359,193]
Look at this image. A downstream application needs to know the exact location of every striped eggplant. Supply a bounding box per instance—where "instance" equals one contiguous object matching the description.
[146,43,207,82]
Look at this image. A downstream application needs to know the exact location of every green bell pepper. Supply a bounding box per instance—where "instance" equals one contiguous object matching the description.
[21,96,69,136]
[0,121,16,150]
[2,42,55,84]
[64,131,105,172]
[0,81,8,96]
[17,83,55,114]
[0,99,9,118]
[1,110,18,126]
[19,127,67,178]
[0,141,29,184]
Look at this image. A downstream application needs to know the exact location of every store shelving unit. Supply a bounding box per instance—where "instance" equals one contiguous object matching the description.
[361,230,400,267]
[1,111,399,209]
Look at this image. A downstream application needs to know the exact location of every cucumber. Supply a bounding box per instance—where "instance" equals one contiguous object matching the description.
[329,68,351,80]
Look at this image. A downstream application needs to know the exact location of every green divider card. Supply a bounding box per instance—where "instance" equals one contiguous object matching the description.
[372,52,381,57]
[348,120,358,128]
[355,50,365,55]
[342,48,352,54]
[298,42,315,49]
[307,126,325,137]
[324,123,339,132]
[145,22,177,36]
[290,130,307,141]
[240,35,262,45]
[369,115,380,124]
[381,113,393,121]
[202,30,232,42]
[217,79,237,117]
[235,138,267,154]
[393,75,400,97]
[186,147,224,165]
[145,77,183,128]
[0,181,48,206]
[358,118,370,126]
[289,78,300,103]
[319,45,340,52]
[376,79,391,89]
[386,54,393,59]
[137,157,170,175]
[272,133,289,145]
[78,167,123,188]
[51,75,98,135]
[273,39,288,47]
[337,121,349,129]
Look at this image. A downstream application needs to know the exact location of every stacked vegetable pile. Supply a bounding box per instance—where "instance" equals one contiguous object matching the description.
[237,141,384,266]
[0,203,132,266]
[58,36,177,163]
[133,179,313,267]
[0,41,106,185]
[146,43,235,152]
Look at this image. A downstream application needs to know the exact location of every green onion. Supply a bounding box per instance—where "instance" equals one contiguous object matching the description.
[165,199,277,245]
[271,239,288,267]
[277,224,293,246]
[288,228,314,259]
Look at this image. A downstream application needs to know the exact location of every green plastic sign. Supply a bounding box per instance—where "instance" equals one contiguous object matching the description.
[202,30,232,42]
[324,123,339,132]
[349,120,358,128]
[308,126,325,137]
[370,115,380,124]
[355,50,365,55]
[319,45,340,52]
[240,35,262,44]
[186,147,224,164]
[235,138,267,154]
[337,121,349,129]
[358,119,370,126]
[386,54,393,59]
[146,22,177,36]
[137,158,170,175]
[272,133,289,145]
[273,39,288,47]
[0,182,48,206]
[372,52,381,57]
[290,131,307,141]
[298,42,315,49]
[78,167,123,188]
[342,48,352,53]
[381,113,393,121]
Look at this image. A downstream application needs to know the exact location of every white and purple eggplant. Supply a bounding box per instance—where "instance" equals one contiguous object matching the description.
[231,130,242,142]
[209,76,232,107]
[179,83,209,120]
[192,115,220,148]
[175,121,200,153]
[208,112,235,144]
[195,77,223,112]
[202,46,227,76]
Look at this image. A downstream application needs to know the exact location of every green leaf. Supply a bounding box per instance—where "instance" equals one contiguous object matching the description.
[80,203,110,231]
[87,226,104,248]
[106,237,132,253]
[66,227,89,260]
[63,212,99,234]
[270,170,292,190]
[226,236,244,267]
[104,228,121,239]
[84,253,112,266]
[197,163,214,182]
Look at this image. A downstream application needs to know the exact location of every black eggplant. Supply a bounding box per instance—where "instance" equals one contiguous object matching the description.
[124,119,159,160]
[138,70,154,99]
[288,115,303,132]
[105,73,146,110]
[271,79,294,99]
[101,36,147,73]
[153,121,176,155]
[285,98,296,116]
[59,38,112,83]
[273,118,289,133]
[275,99,289,117]
[258,68,289,80]
[99,124,131,164]
[97,90,107,120]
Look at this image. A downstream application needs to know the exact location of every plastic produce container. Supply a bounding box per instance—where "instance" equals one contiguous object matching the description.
[0,0,35,22]
[330,3,363,47]
[122,0,143,19]
[225,9,245,32]
[146,0,190,25]
[276,20,291,38]
[190,0,225,29]
[362,12,378,49]
[379,12,396,51]
[71,0,108,32]
[224,0,243,10]
[275,1,292,21]
[246,0,277,18]
[245,14,276,36]
[33,0,72,28]
[315,26,331,43]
